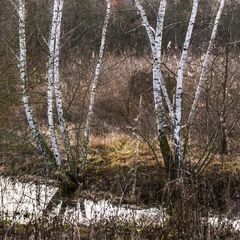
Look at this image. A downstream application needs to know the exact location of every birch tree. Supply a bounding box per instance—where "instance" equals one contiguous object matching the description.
[81,0,111,168]
[47,0,62,167]
[135,0,173,121]
[173,0,199,170]
[53,0,74,168]
[10,0,114,190]
[135,0,225,178]
[183,0,226,160]
[17,0,71,168]
[17,0,52,161]
[135,0,175,175]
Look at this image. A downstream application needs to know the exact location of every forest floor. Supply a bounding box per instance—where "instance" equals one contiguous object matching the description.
[1,133,240,206]
[1,134,240,239]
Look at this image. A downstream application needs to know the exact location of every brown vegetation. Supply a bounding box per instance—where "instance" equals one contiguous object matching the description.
[1,0,240,238]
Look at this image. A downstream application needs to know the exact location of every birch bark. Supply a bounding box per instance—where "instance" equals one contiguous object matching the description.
[47,0,62,167]
[173,0,199,169]
[183,0,225,160]
[154,0,174,123]
[18,0,51,160]
[135,0,173,174]
[135,0,173,123]
[81,0,111,167]
[135,0,168,130]
[53,0,73,166]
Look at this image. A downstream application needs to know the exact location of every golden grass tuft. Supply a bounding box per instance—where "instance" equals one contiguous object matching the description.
[88,133,161,167]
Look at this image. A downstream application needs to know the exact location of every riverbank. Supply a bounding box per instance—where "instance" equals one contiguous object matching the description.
[0,171,240,239]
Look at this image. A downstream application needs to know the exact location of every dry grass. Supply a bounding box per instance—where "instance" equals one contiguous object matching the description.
[88,133,161,168]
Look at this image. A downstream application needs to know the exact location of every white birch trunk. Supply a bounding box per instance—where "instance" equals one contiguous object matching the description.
[81,0,111,166]
[153,65,165,132]
[53,0,73,166]
[135,0,171,131]
[155,0,167,60]
[136,1,174,176]
[183,0,225,160]
[135,1,156,55]
[18,0,50,160]
[47,0,61,167]
[154,0,175,123]
[187,0,225,129]
[173,0,199,168]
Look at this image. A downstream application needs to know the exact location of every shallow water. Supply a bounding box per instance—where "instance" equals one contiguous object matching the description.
[1,176,239,232]
[0,176,165,225]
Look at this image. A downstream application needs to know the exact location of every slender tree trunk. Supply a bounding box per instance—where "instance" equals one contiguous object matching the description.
[135,0,173,123]
[135,0,174,177]
[174,0,199,173]
[18,0,52,161]
[81,0,111,170]
[183,0,225,161]
[154,0,174,123]
[47,0,62,167]
[153,64,173,175]
[53,0,74,168]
